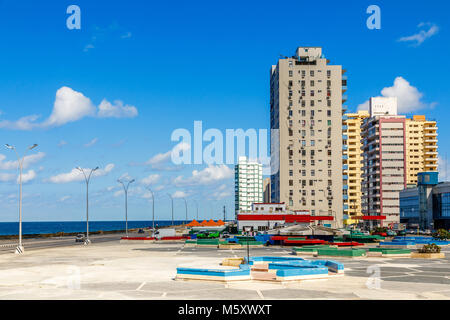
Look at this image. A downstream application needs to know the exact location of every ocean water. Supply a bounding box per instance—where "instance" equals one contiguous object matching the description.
[0,220,187,236]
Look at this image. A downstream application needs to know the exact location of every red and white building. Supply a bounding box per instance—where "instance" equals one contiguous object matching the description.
[237,203,334,231]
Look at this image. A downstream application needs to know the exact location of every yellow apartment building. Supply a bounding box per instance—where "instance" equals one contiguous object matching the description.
[342,110,369,225]
[405,115,438,186]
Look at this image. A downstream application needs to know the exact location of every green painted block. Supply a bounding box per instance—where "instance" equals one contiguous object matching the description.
[317,248,366,257]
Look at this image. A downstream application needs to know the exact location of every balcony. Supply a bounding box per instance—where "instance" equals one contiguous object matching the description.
[342,155,348,160]
[343,175,348,180]
[342,135,348,140]
[342,125,348,130]
[425,132,438,137]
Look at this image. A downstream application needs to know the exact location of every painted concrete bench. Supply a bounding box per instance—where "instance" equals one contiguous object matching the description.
[176,264,251,282]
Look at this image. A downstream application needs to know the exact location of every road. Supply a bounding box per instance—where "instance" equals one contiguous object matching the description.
[0,233,126,254]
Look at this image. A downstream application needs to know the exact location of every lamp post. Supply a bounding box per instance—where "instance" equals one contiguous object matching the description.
[76,166,99,245]
[193,200,199,220]
[182,198,188,225]
[118,178,135,238]
[5,144,38,254]
[167,193,174,226]
[147,187,155,235]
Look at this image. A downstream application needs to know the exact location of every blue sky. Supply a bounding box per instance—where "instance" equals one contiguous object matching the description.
[0,0,449,222]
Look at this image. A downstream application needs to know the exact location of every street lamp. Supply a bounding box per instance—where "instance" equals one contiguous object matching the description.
[76,166,99,245]
[193,200,199,220]
[5,144,38,254]
[167,193,174,226]
[146,187,155,235]
[182,198,188,225]
[118,178,135,238]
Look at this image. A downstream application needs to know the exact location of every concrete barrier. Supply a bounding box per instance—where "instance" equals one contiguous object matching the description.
[275,267,329,281]
[221,258,245,267]
[176,264,251,282]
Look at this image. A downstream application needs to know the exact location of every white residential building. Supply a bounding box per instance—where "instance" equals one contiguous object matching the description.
[235,156,263,216]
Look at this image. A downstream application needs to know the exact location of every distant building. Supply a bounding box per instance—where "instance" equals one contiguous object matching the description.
[342,110,369,225]
[234,156,263,216]
[400,172,450,230]
[236,203,333,231]
[263,177,271,203]
[405,115,438,186]
[361,97,406,227]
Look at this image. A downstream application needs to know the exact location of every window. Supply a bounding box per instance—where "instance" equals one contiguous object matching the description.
[289,70,293,77]
[327,110,331,117]
[327,120,332,126]
[311,140,315,146]
[310,70,314,77]
[310,80,314,87]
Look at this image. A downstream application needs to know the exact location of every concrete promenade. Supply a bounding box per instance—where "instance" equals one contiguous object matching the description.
[0,240,449,299]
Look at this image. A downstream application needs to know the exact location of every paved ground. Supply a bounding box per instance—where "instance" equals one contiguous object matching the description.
[0,239,448,299]
[0,233,124,253]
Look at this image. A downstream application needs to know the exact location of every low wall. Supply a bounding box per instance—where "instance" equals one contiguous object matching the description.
[276,267,329,281]
[176,265,251,282]
[316,248,366,257]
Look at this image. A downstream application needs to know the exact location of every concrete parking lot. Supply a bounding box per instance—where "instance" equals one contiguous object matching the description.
[0,239,448,299]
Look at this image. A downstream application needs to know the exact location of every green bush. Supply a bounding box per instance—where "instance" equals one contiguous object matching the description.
[419,243,441,254]
[432,229,450,240]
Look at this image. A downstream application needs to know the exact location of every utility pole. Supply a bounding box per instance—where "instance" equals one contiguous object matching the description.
[223,205,226,222]
[5,144,38,254]
[167,194,174,226]
[118,178,135,238]
[76,166,99,245]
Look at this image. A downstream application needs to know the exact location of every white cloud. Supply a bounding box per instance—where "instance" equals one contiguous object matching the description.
[357,76,433,113]
[172,190,188,199]
[0,172,15,182]
[58,140,68,147]
[84,138,99,148]
[59,195,71,202]
[0,87,138,131]
[83,44,95,52]
[45,87,97,127]
[146,142,191,167]
[141,174,160,185]
[97,99,138,118]
[48,163,115,184]
[174,165,233,186]
[20,170,36,184]
[0,152,46,170]
[121,32,132,39]
[398,22,439,46]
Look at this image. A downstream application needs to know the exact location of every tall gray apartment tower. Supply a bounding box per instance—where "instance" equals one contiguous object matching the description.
[270,47,345,227]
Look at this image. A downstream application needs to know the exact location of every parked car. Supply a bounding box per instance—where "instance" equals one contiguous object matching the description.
[75,234,86,242]
[397,230,406,236]
[387,230,397,236]
[138,228,145,234]
[221,232,230,239]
